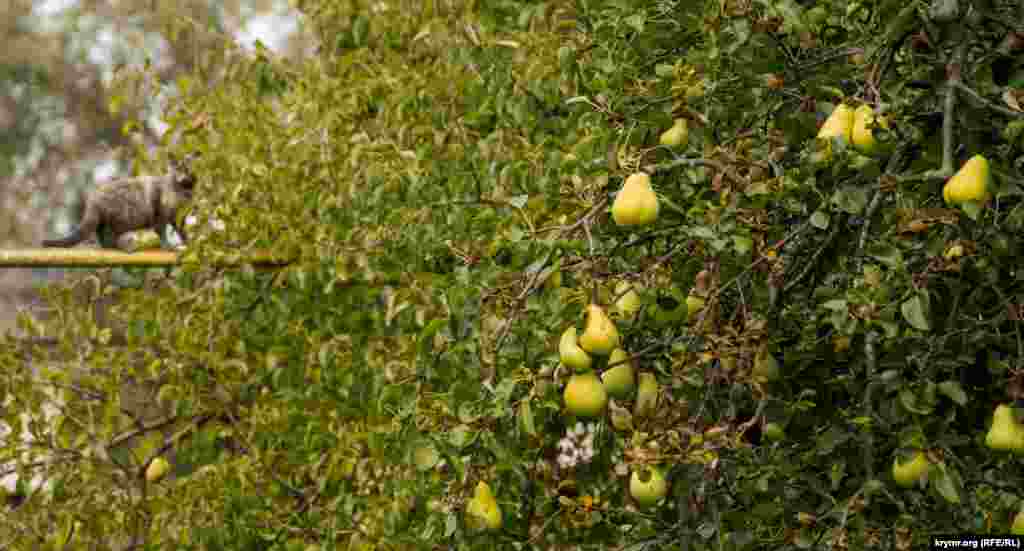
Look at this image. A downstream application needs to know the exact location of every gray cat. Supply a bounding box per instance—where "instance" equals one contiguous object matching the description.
[43,156,196,250]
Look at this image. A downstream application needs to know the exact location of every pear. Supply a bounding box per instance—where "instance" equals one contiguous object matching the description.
[1013,510,1024,535]
[891,450,930,488]
[685,295,706,323]
[812,103,855,165]
[602,348,636,399]
[578,304,619,355]
[559,326,592,372]
[612,172,659,226]
[146,457,171,482]
[851,105,891,156]
[985,404,1024,452]
[763,422,786,442]
[612,281,643,320]
[564,371,608,418]
[633,372,659,418]
[651,287,688,326]
[659,118,689,148]
[630,466,668,508]
[817,103,855,142]
[466,481,503,531]
[943,154,991,204]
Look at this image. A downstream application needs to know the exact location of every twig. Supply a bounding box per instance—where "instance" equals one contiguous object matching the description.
[783,221,841,295]
[952,81,1024,119]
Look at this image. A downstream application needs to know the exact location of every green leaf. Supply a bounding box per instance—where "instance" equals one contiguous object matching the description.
[932,464,962,504]
[868,244,904,268]
[937,381,968,406]
[733,235,753,255]
[900,293,931,331]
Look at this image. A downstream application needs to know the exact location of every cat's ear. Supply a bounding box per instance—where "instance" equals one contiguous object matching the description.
[169,152,199,187]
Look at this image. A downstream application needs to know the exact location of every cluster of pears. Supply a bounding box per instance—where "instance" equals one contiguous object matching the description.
[943,154,991,205]
[561,302,663,424]
[465,480,503,531]
[812,102,891,163]
[561,304,622,418]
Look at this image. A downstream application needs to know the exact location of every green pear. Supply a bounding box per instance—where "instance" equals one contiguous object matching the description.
[985,404,1024,452]
[602,348,636,398]
[943,154,991,204]
[559,326,592,372]
[579,304,619,356]
[630,466,668,508]
[851,104,891,156]
[612,280,643,320]
[891,450,930,487]
[612,172,659,226]
[685,295,706,323]
[659,118,689,148]
[466,481,503,531]
[564,371,608,418]
[763,422,786,442]
[651,287,687,326]
[633,372,659,418]
[146,457,171,482]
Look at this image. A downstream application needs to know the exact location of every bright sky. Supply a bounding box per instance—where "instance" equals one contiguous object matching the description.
[34,0,298,54]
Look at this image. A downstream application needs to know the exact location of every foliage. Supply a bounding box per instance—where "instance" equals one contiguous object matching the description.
[3,0,1024,549]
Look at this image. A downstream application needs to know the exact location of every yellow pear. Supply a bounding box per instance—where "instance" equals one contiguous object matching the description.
[851,105,891,156]
[812,103,855,165]
[612,280,643,320]
[578,304,619,355]
[559,326,592,372]
[630,466,668,508]
[891,450,930,487]
[633,372,659,418]
[943,154,991,204]
[685,295,705,323]
[564,371,608,417]
[466,481,503,531]
[817,103,855,142]
[1013,510,1024,535]
[659,118,689,148]
[985,404,1024,452]
[602,348,636,398]
[146,457,171,482]
[612,172,659,226]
